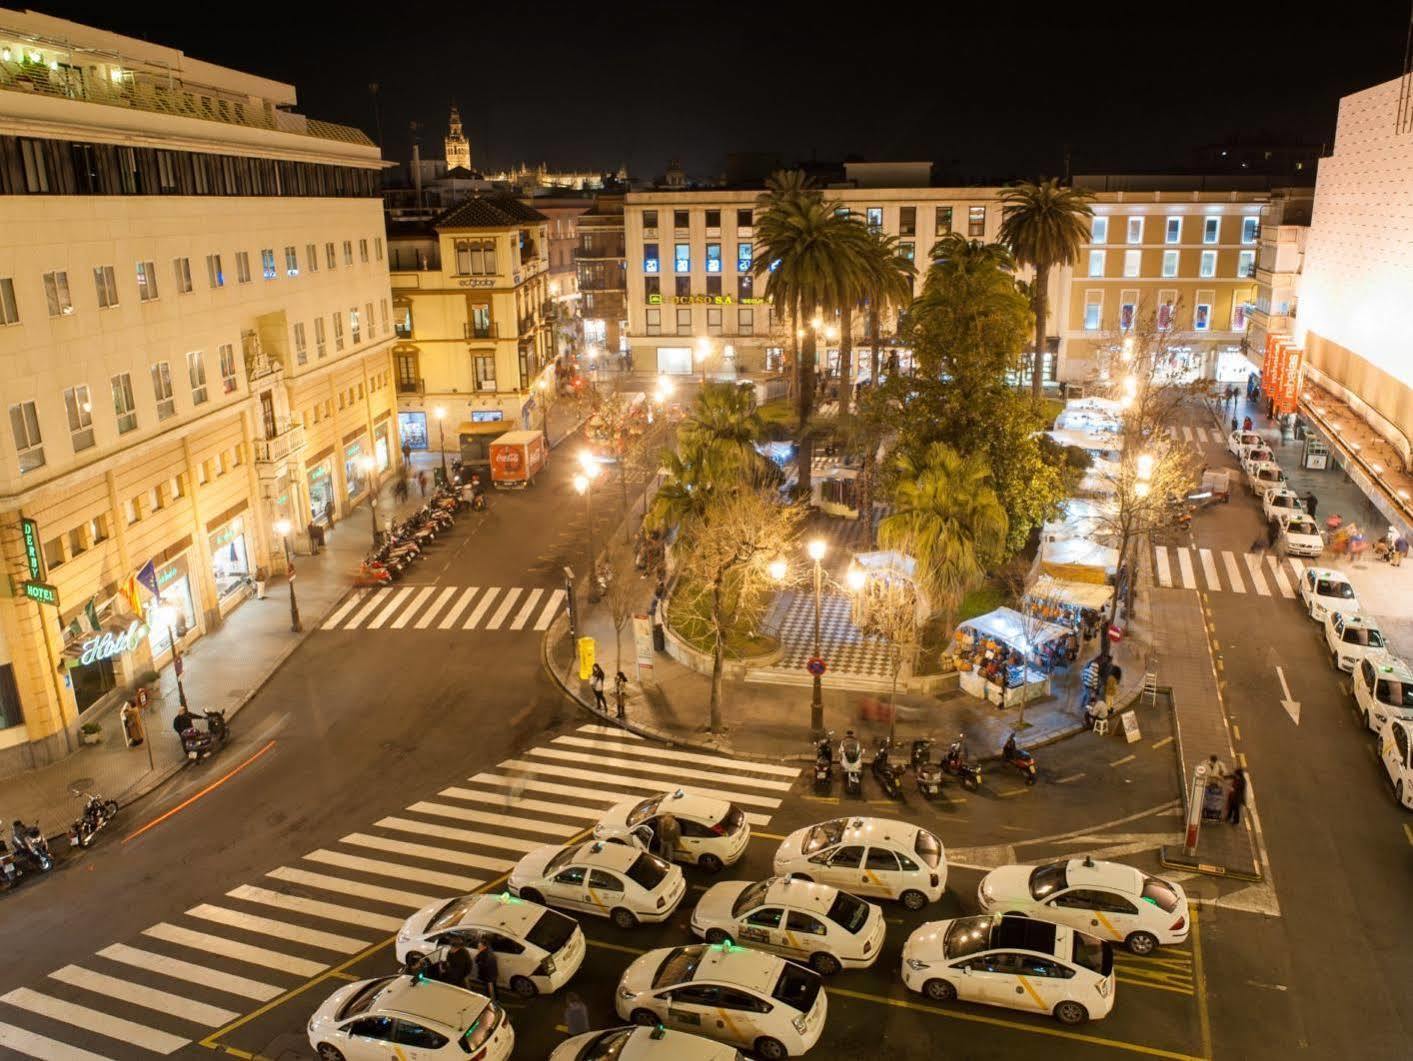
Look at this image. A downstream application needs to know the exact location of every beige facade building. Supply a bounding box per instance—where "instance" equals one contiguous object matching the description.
[388,197,554,463]
[0,9,394,770]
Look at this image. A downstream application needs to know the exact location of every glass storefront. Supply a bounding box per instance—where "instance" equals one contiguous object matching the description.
[209,516,251,600]
[71,656,117,714]
[657,346,693,375]
[374,422,391,471]
[309,459,336,524]
[147,555,197,657]
[398,411,428,450]
[343,436,368,499]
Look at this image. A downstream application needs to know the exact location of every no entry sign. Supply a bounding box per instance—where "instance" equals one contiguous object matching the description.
[1108,624,1123,643]
[806,657,827,677]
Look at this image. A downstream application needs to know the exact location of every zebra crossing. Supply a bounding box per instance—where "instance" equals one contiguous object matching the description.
[1153,545,1305,597]
[320,585,566,633]
[1163,424,1228,446]
[0,725,800,1059]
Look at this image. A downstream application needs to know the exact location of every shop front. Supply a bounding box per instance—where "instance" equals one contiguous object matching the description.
[398,411,428,451]
[343,433,370,500]
[308,454,336,524]
[656,346,693,375]
[147,553,198,659]
[208,506,253,607]
[373,415,392,472]
[65,612,145,715]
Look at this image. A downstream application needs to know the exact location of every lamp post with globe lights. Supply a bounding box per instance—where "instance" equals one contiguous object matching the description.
[695,337,711,385]
[806,537,828,733]
[573,452,603,601]
[273,519,302,632]
[359,454,381,546]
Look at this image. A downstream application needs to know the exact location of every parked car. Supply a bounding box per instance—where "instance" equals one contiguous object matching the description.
[1227,430,1264,458]
[1262,488,1305,523]
[593,789,750,873]
[1323,611,1387,672]
[1278,513,1324,558]
[307,975,512,1061]
[1376,717,1413,809]
[1247,462,1288,498]
[1298,566,1358,622]
[1354,651,1413,732]
[771,817,946,910]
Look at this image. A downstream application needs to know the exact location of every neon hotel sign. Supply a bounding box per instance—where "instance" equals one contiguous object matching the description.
[79,620,147,665]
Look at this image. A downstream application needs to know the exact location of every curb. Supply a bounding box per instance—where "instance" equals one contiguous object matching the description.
[1158,844,1264,882]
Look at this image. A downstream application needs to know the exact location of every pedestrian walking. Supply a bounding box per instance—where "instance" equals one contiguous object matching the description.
[417,470,428,497]
[1395,536,1409,567]
[614,670,628,719]
[657,812,681,863]
[591,664,607,711]
[1242,416,1253,432]
[563,992,590,1037]
[1304,492,1318,519]
[1205,753,1229,781]
[1267,517,1280,548]
[441,937,473,989]
[323,499,335,527]
[394,476,409,503]
[1250,536,1266,556]
[1079,658,1100,710]
[402,440,412,465]
[474,941,498,1000]
[1230,416,1238,433]
[1225,768,1247,825]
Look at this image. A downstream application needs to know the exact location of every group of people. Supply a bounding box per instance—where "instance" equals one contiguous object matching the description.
[589,663,629,719]
[1204,754,1248,825]
[406,937,502,998]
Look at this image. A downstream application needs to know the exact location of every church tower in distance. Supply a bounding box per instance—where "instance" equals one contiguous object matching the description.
[445,104,471,170]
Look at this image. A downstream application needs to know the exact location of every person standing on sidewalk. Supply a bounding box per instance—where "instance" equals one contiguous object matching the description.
[1395,536,1409,567]
[1206,753,1229,781]
[402,439,412,465]
[1304,492,1318,519]
[614,670,628,719]
[1225,768,1247,824]
[591,664,607,711]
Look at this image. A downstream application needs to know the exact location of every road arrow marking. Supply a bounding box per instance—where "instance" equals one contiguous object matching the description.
[1276,666,1301,725]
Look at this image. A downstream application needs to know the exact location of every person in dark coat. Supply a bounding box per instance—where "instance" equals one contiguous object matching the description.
[1304,492,1318,519]
[1225,768,1247,824]
[440,937,473,988]
[591,664,607,711]
[474,940,498,999]
[563,992,590,1036]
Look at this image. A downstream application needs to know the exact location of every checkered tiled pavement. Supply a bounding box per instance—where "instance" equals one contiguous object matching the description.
[761,590,895,680]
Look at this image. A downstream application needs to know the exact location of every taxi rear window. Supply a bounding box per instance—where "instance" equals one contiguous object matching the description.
[720,805,746,834]
[771,963,821,1013]
[1377,680,1413,708]
[913,830,942,868]
[525,910,576,953]
[801,819,847,854]
[1141,876,1181,913]
[1028,862,1068,899]
[625,853,671,890]
[826,891,870,934]
[943,916,998,959]
[1346,628,1383,648]
[1072,935,1113,977]
[652,946,703,988]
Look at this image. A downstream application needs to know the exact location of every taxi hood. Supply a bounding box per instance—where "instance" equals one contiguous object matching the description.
[618,948,665,996]
[979,864,1033,906]
[694,881,754,925]
[512,843,567,885]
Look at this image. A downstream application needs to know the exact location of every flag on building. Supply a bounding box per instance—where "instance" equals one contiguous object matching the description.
[135,560,159,598]
[119,574,143,616]
[67,617,83,639]
[84,597,101,632]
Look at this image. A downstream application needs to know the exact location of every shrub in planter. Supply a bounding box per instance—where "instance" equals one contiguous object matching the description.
[79,721,103,745]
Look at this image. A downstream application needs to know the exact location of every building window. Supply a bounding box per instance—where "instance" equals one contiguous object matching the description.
[1241,217,1259,244]
[1123,250,1141,278]
[898,242,915,261]
[674,243,690,273]
[1194,301,1212,331]
[707,307,722,335]
[706,276,722,296]
[454,240,496,275]
[187,352,208,404]
[94,265,119,308]
[293,322,308,365]
[738,274,754,300]
[151,361,176,420]
[673,209,689,230]
[1203,217,1220,244]
[111,372,137,433]
[306,243,318,272]
[1157,291,1176,330]
[207,253,224,288]
[1165,217,1181,244]
[43,270,73,316]
[736,242,752,273]
[64,384,94,450]
[473,355,496,390]
[284,246,298,276]
[1083,291,1102,330]
[1161,250,1179,278]
[343,240,353,265]
[1233,299,1250,331]
[736,209,752,230]
[380,298,389,335]
[20,138,49,192]
[675,276,691,298]
[676,308,691,334]
[738,308,753,335]
[643,242,659,273]
[136,260,159,301]
[644,275,660,300]
[642,209,658,231]
[899,207,916,237]
[124,497,140,525]
[375,236,384,261]
[1119,290,1138,331]
[1237,250,1256,278]
[42,536,64,569]
[1091,217,1108,244]
[705,243,721,273]
[646,307,661,336]
[864,206,882,231]
[967,206,986,236]
[68,525,88,557]
[89,514,109,544]
[705,209,721,231]
[1126,217,1143,244]
[9,400,44,472]
[326,241,336,269]
[1088,250,1105,277]
[235,251,251,283]
[219,343,238,392]
[314,317,327,358]
[173,256,193,294]
[935,206,953,234]
[260,248,276,280]
[359,238,369,263]
[1199,251,1217,278]
[333,312,345,351]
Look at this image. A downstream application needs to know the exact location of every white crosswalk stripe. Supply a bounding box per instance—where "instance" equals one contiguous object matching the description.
[1154,546,1172,587]
[366,586,414,629]
[47,966,237,1027]
[1176,548,1197,589]
[390,586,436,629]
[374,817,533,860]
[1198,548,1221,589]
[342,832,510,872]
[225,884,404,932]
[0,989,187,1055]
[142,923,324,976]
[185,904,368,953]
[265,866,437,909]
[321,589,368,630]
[344,588,389,628]
[535,589,567,629]
[1244,553,1270,595]
[1221,551,1246,594]
[484,588,522,630]
[498,758,784,809]
[1266,554,1295,598]
[550,735,802,777]
[438,587,479,629]
[510,588,544,630]
[1182,426,1193,441]
[95,944,280,1002]
[1154,545,1305,598]
[407,800,581,837]
[464,588,501,628]
[302,849,481,891]
[319,585,566,633]
[0,1021,114,1060]
[415,586,459,629]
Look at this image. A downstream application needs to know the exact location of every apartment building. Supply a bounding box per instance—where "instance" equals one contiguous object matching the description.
[576,194,627,355]
[388,196,553,463]
[1248,188,1312,358]
[0,10,393,770]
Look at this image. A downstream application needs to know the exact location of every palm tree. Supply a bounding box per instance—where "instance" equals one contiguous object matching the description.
[998,179,1096,400]
[647,441,716,535]
[911,233,1031,372]
[878,441,1008,624]
[862,231,917,391]
[755,171,820,398]
[679,381,775,485]
[752,185,874,494]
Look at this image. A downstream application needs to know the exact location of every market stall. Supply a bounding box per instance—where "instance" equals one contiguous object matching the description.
[1023,573,1113,641]
[1039,537,1119,585]
[1076,459,1120,497]
[950,607,1070,707]
[1046,428,1124,463]
[1041,496,1119,544]
[1055,397,1123,434]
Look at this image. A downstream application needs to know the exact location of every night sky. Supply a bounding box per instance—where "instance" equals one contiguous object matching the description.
[32,0,1413,181]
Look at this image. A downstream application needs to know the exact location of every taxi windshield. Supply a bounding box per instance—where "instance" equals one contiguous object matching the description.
[826,891,870,934]
[428,896,479,932]
[578,1028,634,1060]
[1317,579,1355,599]
[1072,935,1112,977]
[914,829,942,869]
[543,846,582,878]
[1028,862,1068,899]
[336,977,393,1020]
[651,946,704,988]
[1346,627,1384,648]
[801,819,848,855]
[626,797,663,827]
[943,916,998,959]
[625,853,671,890]
[731,880,773,918]
[1288,520,1317,536]
[1141,876,1181,913]
[771,963,821,1013]
[1376,679,1413,708]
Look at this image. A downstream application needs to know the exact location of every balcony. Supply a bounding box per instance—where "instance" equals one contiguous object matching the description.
[575,243,626,261]
[396,377,425,395]
[519,315,536,334]
[464,322,499,340]
[253,423,307,474]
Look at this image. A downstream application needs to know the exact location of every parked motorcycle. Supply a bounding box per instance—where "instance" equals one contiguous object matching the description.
[941,734,981,791]
[913,738,944,799]
[0,841,22,891]
[357,560,394,586]
[871,738,905,800]
[1002,732,1038,785]
[10,820,52,873]
[839,731,864,797]
[181,709,230,762]
[68,790,120,849]
[813,732,834,792]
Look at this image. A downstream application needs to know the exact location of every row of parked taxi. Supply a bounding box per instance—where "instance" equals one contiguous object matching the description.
[304,787,1192,1060]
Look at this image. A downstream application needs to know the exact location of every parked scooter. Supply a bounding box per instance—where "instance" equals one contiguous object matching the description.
[10,820,52,873]
[0,840,22,891]
[839,731,864,797]
[1001,732,1037,785]
[913,738,944,800]
[813,731,834,792]
[68,790,120,849]
[941,734,981,791]
[871,738,905,800]
[180,709,230,762]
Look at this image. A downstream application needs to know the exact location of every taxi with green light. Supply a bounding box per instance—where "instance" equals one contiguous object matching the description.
[307,973,512,1061]
[1355,651,1413,732]
[549,1024,746,1060]
[508,839,685,929]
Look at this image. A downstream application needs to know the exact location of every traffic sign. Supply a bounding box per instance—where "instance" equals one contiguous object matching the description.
[806,657,827,677]
[1107,624,1123,643]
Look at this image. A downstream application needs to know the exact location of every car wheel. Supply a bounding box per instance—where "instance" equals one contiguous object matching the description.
[509,975,538,999]
[1054,1000,1089,1025]
[755,1036,788,1060]
[788,873,813,884]
[611,906,639,930]
[316,1045,345,1061]
[698,854,724,874]
[704,928,729,944]
[1126,931,1159,956]
[630,1008,658,1027]
[923,978,956,1002]
[900,889,928,911]
[102,801,120,818]
[810,951,841,976]
[518,887,544,906]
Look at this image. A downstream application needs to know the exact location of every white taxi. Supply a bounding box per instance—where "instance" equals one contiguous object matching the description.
[1323,611,1386,672]
[509,840,685,929]
[771,817,946,910]
[1354,652,1413,732]
[1376,717,1413,809]
[1299,566,1358,622]
[690,876,885,974]
[1262,488,1304,524]
[394,892,584,998]
[593,789,749,873]
[307,975,512,1061]
[901,914,1114,1026]
[615,943,827,1059]
[976,857,1188,955]
[1241,447,1276,477]
[1278,513,1324,558]
[1247,461,1287,498]
[1227,430,1263,458]
[550,1025,745,1061]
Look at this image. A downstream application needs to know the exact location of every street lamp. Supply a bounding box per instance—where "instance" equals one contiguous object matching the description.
[152,603,188,710]
[433,405,448,485]
[845,565,866,592]
[574,454,603,601]
[807,537,827,736]
[360,454,381,546]
[536,377,551,443]
[273,518,302,632]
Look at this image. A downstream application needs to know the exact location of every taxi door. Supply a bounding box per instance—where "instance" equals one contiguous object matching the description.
[736,905,787,951]
[814,845,866,894]
[949,954,1014,1007]
[545,865,590,912]
[783,910,830,962]
[673,817,714,864]
[663,985,720,1036]
[861,847,907,899]
[1010,955,1075,1013]
[587,869,627,915]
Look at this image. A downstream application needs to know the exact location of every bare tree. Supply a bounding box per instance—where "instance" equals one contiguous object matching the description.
[602,548,637,693]
[851,567,920,741]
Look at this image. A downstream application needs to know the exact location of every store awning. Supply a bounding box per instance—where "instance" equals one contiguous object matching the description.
[1040,537,1120,583]
[457,420,508,437]
[1027,573,1113,611]
[959,607,1071,652]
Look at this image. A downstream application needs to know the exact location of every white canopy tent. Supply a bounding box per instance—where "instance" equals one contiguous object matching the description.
[1046,429,1124,460]
[1027,573,1114,611]
[1077,459,1121,497]
[1054,406,1123,434]
[1040,537,1120,584]
[960,606,1072,653]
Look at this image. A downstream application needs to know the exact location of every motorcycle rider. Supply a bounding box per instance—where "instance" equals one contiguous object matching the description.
[1003,732,1018,760]
[173,705,197,740]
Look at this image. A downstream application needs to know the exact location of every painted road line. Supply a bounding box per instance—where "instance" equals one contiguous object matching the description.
[1055,773,1086,784]
[463,588,500,629]
[439,786,603,820]
[390,587,436,629]
[0,988,187,1054]
[509,588,544,630]
[1287,556,1306,583]
[464,774,767,828]
[407,800,580,838]
[141,923,323,977]
[1243,553,1270,596]
[1151,736,1174,750]
[1154,546,1172,587]
[535,589,567,630]
[576,723,641,739]
[1176,548,1196,589]
[490,762,784,812]
[1198,548,1221,590]
[1232,725,1242,741]
[483,588,522,630]
[0,1020,113,1060]
[1403,823,1413,846]
[1182,426,1193,442]
[48,965,238,1026]
[1221,551,1247,594]
[95,944,280,1003]
[321,590,367,630]
[414,586,459,630]
[366,586,414,630]
[341,832,512,872]
[1266,555,1295,598]
[438,587,479,630]
[226,884,404,932]
[374,817,539,858]
[550,735,801,777]
[524,746,794,791]
[186,904,368,953]
[303,849,480,892]
[343,589,389,629]
[1109,754,1136,767]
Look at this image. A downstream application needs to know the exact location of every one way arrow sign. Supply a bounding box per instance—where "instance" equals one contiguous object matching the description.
[1276,665,1300,725]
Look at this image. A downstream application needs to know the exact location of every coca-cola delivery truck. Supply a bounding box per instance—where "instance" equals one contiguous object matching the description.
[488,430,547,488]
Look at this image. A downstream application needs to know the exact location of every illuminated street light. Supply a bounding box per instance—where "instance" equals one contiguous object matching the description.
[273,518,301,632]
[768,558,788,583]
[573,472,600,601]
[807,538,827,736]
[1136,452,1155,481]
[695,337,711,384]
[845,566,866,592]
[807,538,827,562]
[433,405,449,484]
[360,454,381,545]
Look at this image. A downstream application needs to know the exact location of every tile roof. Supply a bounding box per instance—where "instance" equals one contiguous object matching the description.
[435,196,549,229]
